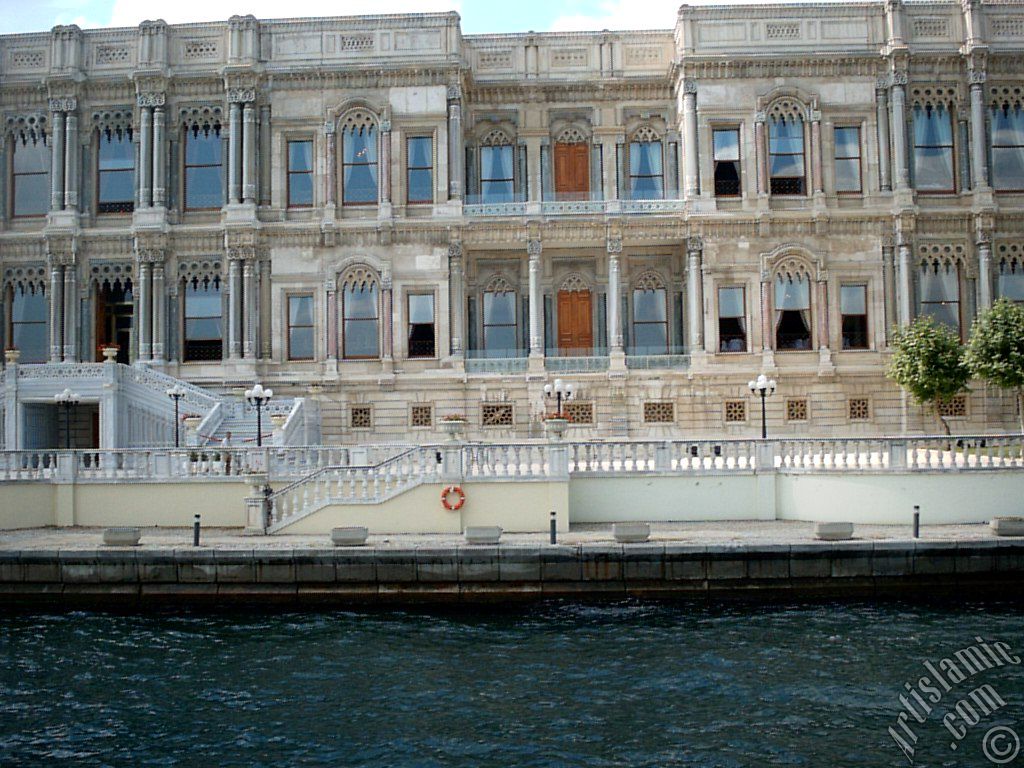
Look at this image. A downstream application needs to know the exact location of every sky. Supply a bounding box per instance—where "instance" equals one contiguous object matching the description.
[0,0,848,36]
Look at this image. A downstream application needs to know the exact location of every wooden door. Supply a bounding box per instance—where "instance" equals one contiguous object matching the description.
[554,143,589,199]
[557,290,593,354]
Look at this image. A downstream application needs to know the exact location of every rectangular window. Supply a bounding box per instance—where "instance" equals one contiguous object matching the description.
[183,276,222,361]
[998,259,1024,303]
[718,286,746,352]
[184,124,224,210]
[480,145,514,203]
[769,116,805,195]
[287,294,314,360]
[632,288,668,354]
[9,285,47,363]
[918,261,960,335]
[342,125,378,205]
[713,128,741,197]
[12,137,50,217]
[342,283,379,359]
[840,284,869,350]
[406,136,433,204]
[407,293,435,358]
[287,140,313,208]
[834,126,862,194]
[991,103,1024,191]
[482,290,517,357]
[97,129,134,213]
[774,274,812,350]
[628,141,664,200]
[913,105,955,192]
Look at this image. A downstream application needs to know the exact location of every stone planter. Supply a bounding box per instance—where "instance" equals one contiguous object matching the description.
[815,521,854,541]
[4,348,20,364]
[331,526,369,546]
[103,527,141,546]
[613,522,650,543]
[990,517,1024,537]
[440,419,468,442]
[464,526,502,545]
[543,417,569,440]
[101,346,119,362]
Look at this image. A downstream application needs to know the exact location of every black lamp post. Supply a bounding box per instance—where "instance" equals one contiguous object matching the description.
[543,378,575,418]
[748,374,776,439]
[245,383,273,447]
[54,388,80,450]
[166,384,187,447]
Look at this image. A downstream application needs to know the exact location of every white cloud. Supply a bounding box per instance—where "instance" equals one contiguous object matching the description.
[108,0,460,27]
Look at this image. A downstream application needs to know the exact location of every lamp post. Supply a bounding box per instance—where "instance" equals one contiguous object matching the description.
[54,388,80,450]
[166,384,187,448]
[244,383,273,447]
[543,378,575,418]
[748,373,776,440]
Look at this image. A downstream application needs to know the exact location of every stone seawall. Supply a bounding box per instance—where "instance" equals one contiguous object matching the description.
[0,540,1021,606]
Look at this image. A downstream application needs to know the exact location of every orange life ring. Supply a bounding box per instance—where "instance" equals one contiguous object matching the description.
[441,485,466,511]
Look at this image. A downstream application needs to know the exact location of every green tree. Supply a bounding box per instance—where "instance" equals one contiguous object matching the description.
[886,317,970,435]
[965,298,1024,433]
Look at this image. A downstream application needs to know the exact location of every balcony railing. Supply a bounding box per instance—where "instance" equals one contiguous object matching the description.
[464,192,687,217]
[545,348,610,373]
[465,349,528,374]
[463,193,528,217]
[625,347,691,369]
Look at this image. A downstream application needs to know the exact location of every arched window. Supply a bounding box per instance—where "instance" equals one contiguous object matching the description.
[184,119,223,210]
[631,271,668,355]
[998,256,1024,303]
[480,129,515,204]
[918,253,962,335]
[769,112,805,195]
[341,268,379,359]
[183,273,223,361]
[774,264,812,350]
[342,113,378,206]
[97,125,134,213]
[912,104,955,192]
[991,98,1024,191]
[12,132,50,217]
[94,272,133,364]
[628,126,664,200]
[6,281,47,362]
[482,275,517,357]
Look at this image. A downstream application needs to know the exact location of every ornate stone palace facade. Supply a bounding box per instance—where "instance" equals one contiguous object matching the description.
[2,1,1024,447]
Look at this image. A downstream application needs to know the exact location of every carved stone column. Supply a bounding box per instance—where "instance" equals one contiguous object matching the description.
[754,112,768,196]
[243,259,257,359]
[810,109,824,195]
[242,102,257,204]
[63,111,79,211]
[969,66,989,190]
[50,108,65,211]
[607,237,623,353]
[152,106,166,206]
[259,106,271,206]
[152,262,165,361]
[447,85,463,201]
[817,279,830,350]
[228,257,242,359]
[897,238,913,326]
[48,262,63,362]
[228,101,242,204]
[760,273,772,354]
[890,73,910,191]
[682,80,699,199]
[686,237,703,352]
[882,240,897,342]
[62,264,77,362]
[325,122,336,210]
[379,119,392,209]
[381,275,394,366]
[876,80,892,192]
[449,241,465,355]
[139,106,152,207]
[137,261,152,360]
[528,239,543,357]
[977,231,993,312]
[259,259,272,359]
[326,279,338,363]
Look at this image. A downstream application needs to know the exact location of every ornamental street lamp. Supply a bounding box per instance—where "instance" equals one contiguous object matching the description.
[54,388,81,450]
[166,385,187,448]
[244,383,273,447]
[748,373,777,440]
[543,378,575,418]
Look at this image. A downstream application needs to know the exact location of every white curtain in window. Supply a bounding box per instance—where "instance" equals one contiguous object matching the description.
[992,105,1024,190]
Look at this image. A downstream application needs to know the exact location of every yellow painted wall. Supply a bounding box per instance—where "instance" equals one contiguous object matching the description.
[570,475,765,523]
[0,484,55,529]
[72,483,250,528]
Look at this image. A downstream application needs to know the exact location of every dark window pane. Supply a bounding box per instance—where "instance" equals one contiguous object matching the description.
[842,315,869,349]
[408,168,433,203]
[718,318,746,352]
[289,327,314,360]
[99,169,134,204]
[288,173,313,206]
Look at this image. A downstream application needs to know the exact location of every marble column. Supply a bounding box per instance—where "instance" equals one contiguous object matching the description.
[876,82,892,192]
[816,280,829,349]
[810,111,824,195]
[682,80,699,199]
[152,263,165,361]
[63,112,79,211]
[608,241,623,352]
[242,102,256,204]
[754,113,768,196]
[897,241,913,326]
[381,276,394,363]
[977,237,993,312]
[243,259,256,359]
[139,107,152,208]
[686,240,703,352]
[379,121,392,208]
[228,102,241,204]
[137,261,151,360]
[528,239,543,356]
[228,258,242,359]
[882,243,897,341]
[259,106,272,206]
[447,86,463,201]
[969,73,990,190]
[50,111,65,211]
[49,264,63,362]
[324,123,337,210]
[761,276,773,352]
[152,107,166,206]
[259,259,272,359]
[62,265,77,362]
[890,75,910,191]
[449,242,465,355]
[326,281,338,363]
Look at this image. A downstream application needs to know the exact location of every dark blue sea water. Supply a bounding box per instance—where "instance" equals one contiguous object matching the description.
[1,602,1022,767]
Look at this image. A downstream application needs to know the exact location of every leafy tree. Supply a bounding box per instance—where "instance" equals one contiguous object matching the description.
[965,298,1024,433]
[886,317,970,435]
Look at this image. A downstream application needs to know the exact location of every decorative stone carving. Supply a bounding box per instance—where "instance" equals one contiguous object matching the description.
[687,236,704,252]
[228,88,256,104]
[607,237,623,255]
[447,84,462,101]
[47,97,77,113]
[527,239,542,258]
[136,92,166,107]
[448,242,463,259]
[683,79,697,94]
[891,71,908,87]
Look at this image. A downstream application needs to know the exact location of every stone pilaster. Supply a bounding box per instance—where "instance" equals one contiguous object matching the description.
[686,237,703,353]
[681,80,699,199]
[447,85,463,201]
[876,80,892,192]
[449,241,465,356]
[527,238,543,357]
